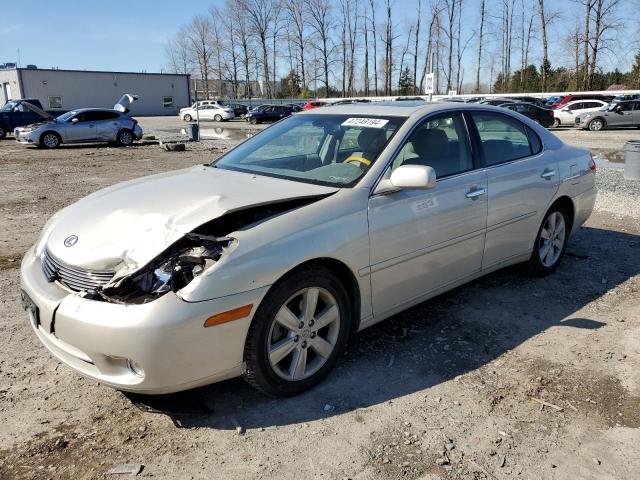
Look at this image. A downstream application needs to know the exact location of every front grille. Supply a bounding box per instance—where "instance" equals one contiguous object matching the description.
[41,248,115,292]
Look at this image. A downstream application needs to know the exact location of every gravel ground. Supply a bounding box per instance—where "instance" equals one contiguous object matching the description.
[0,128,639,480]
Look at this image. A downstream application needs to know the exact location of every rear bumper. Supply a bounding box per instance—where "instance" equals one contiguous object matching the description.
[20,247,270,394]
[571,185,597,234]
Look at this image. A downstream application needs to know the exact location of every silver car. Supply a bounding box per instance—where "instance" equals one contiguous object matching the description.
[14,95,143,148]
[20,102,596,396]
[579,100,640,130]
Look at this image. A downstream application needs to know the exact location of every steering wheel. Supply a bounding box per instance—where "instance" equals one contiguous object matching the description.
[344,155,372,168]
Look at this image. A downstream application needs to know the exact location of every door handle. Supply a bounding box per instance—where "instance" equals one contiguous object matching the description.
[465,187,486,199]
[540,169,556,180]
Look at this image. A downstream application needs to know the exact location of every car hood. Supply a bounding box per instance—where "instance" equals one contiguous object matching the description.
[16,120,55,130]
[45,166,337,274]
[21,101,52,120]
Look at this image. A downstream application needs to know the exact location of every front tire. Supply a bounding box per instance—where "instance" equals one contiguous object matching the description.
[249,117,258,125]
[40,132,61,149]
[553,118,560,128]
[116,129,134,146]
[0,124,7,140]
[589,118,605,131]
[214,114,222,122]
[244,266,351,396]
[527,206,569,276]
[183,114,192,122]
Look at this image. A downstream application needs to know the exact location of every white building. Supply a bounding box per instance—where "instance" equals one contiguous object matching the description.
[0,67,190,116]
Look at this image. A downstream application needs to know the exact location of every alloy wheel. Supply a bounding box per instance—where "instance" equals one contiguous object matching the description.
[538,211,566,267]
[589,119,603,131]
[267,287,341,381]
[43,133,59,148]
[119,131,133,145]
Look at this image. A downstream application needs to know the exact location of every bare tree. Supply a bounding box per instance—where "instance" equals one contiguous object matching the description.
[382,0,395,95]
[412,0,422,94]
[307,0,334,95]
[242,0,275,98]
[186,15,215,98]
[164,29,192,75]
[363,5,370,95]
[369,0,379,95]
[475,0,485,92]
[588,0,622,87]
[538,0,550,91]
[443,0,456,92]
[285,0,309,90]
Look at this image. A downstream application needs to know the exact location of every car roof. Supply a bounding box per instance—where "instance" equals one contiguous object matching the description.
[300,101,518,117]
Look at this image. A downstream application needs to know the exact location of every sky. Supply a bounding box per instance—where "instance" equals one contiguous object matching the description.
[0,0,638,88]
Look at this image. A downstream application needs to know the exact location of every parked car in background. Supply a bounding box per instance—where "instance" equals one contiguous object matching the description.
[510,96,546,107]
[330,99,372,106]
[552,99,608,127]
[179,104,235,122]
[612,94,640,103]
[500,102,555,128]
[14,95,142,148]
[551,94,614,109]
[244,104,295,124]
[0,99,67,140]
[463,96,485,103]
[20,102,595,396]
[545,96,562,106]
[579,100,640,131]
[395,96,427,101]
[303,100,328,110]
[282,103,303,112]
[228,103,249,117]
[478,98,518,106]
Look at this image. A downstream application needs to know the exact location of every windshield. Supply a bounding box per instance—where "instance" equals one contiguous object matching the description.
[212,114,406,187]
[56,111,78,122]
[1,101,18,112]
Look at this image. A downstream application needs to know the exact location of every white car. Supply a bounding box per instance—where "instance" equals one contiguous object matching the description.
[553,99,608,127]
[179,103,235,122]
[21,102,596,396]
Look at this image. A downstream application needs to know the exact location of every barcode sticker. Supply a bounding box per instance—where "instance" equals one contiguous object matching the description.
[341,118,389,128]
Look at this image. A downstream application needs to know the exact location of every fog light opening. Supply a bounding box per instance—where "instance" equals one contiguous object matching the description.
[127,359,145,378]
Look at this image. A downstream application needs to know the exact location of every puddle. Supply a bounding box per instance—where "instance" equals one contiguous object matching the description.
[591,149,624,169]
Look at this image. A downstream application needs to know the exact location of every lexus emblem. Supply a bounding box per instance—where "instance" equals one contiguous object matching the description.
[64,235,78,247]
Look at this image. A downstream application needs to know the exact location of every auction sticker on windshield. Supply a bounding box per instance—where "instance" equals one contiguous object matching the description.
[341,118,389,128]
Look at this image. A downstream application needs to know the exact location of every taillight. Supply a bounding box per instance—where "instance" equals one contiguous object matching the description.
[588,155,596,173]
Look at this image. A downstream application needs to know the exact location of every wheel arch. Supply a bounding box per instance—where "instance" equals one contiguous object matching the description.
[546,195,575,232]
[39,130,61,146]
[268,257,362,333]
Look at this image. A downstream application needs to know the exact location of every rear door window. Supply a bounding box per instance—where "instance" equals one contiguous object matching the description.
[471,112,535,166]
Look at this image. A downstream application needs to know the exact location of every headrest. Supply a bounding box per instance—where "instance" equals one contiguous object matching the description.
[357,128,387,153]
[412,129,449,157]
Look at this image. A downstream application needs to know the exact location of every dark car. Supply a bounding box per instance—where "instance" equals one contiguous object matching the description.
[228,103,249,117]
[478,98,519,106]
[500,102,554,128]
[510,96,546,107]
[0,99,67,139]
[244,104,295,124]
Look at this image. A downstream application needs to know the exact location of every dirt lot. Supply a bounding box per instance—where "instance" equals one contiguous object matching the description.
[0,124,639,480]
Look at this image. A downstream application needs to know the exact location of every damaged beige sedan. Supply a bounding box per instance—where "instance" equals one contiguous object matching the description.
[20,102,596,396]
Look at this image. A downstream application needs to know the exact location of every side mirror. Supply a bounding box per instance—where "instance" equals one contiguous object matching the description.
[375,165,437,194]
[71,118,79,124]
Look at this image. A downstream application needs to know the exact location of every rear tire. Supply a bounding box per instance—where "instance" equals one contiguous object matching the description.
[116,129,134,146]
[553,118,560,128]
[527,206,569,276]
[0,124,7,140]
[40,132,61,149]
[244,266,351,397]
[183,114,192,122]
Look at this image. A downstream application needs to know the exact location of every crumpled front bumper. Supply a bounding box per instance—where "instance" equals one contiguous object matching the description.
[133,124,143,140]
[20,247,270,394]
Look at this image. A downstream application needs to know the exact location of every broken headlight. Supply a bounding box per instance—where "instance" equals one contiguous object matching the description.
[98,234,232,304]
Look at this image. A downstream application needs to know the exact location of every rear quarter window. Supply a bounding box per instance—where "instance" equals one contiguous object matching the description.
[471,112,539,165]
